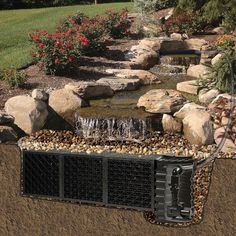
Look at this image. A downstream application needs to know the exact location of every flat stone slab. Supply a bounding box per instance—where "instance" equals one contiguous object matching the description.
[106,69,160,85]
[65,81,114,99]
[176,80,199,95]
[97,77,141,92]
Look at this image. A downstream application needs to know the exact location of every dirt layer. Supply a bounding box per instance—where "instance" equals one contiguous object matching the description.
[0,144,235,236]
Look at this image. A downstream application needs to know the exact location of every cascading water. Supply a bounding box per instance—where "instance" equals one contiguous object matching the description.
[75,116,151,141]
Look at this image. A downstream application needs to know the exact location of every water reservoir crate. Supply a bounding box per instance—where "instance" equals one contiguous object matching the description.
[21,150,195,223]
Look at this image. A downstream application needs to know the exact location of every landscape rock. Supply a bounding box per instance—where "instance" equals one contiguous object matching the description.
[170,33,182,41]
[0,126,17,143]
[65,81,114,99]
[174,103,206,120]
[159,38,186,54]
[198,89,220,104]
[208,93,235,110]
[184,38,208,51]
[214,127,236,153]
[162,114,182,133]
[105,69,160,85]
[212,27,225,35]
[187,64,209,79]
[176,80,199,95]
[183,110,214,146]
[32,89,49,101]
[138,38,161,51]
[49,89,88,124]
[137,89,186,114]
[5,95,48,134]
[211,53,223,65]
[0,111,14,125]
[97,77,141,92]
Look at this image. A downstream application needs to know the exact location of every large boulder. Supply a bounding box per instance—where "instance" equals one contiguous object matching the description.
[65,81,114,99]
[162,114,182,133]
[187,64,209,79]
[198,89,220,104]
[49,89,88,124]
[0,126,17,143]
[137,89,186,114]
[97,77,141,92]
[183,110,214,146]
[105,69,160,85]
[125,38,160,70]
[174,103,205,120]
[0,111,14,125]
[176,80,199,95]
[5,95,48,134]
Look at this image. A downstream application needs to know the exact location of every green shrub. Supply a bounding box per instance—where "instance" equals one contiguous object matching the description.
[155,0,177,10]
[29,29,87,75]
[104,9,131,39]
[0,68,27,88]
[175,0,236,33]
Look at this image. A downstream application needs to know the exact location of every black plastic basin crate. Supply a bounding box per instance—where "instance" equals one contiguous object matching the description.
[21,150,195,223]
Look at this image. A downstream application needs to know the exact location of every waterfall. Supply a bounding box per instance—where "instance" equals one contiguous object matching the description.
[75,116,150,141]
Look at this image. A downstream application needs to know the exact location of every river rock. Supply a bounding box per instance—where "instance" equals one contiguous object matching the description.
[183,110,214,146]
[137,89,186,114]
[97,77,141,92]
[214,127,236,153]
[5,95,48,134]
[198,89,220,104]
[176,80,199,95]
[0,111,14,125]
[0,126,17,143]
[32,89,49,101]
[162,114,182,133]
[211,53,223,66]
[174,102,206,119]
[65,81,114,99]
[49,89,88,124]
[105,69,160,85]
[187,64,209,79]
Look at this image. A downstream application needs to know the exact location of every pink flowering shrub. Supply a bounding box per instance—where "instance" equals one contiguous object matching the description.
[29,29,88,75]
[104,9,131,39]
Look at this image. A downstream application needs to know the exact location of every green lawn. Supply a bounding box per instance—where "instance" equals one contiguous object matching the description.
[0,2,133,69]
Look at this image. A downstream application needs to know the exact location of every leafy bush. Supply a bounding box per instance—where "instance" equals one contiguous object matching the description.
[165,11,203,35]
[175,0,236,33]
[0,68,27,88]
[215,35,236,51]
[58,14,106,55]
[29,29,88,74]
[104,9,131,39]
[155,0,177,10]
[207,50,236,93]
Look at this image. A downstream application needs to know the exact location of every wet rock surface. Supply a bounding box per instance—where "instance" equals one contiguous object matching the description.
[137,89,187,114]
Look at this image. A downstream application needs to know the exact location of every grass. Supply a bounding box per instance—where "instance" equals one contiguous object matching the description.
[0,2,133,69]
